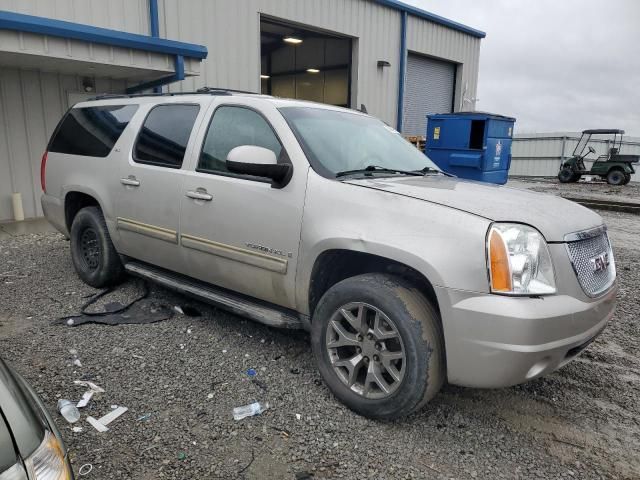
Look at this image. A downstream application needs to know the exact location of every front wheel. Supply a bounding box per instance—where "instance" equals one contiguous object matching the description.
[70,206,125,288]
[311,274,445,419]
[623,173,632,185]
[558,168,574,183]
[606,169,626,186]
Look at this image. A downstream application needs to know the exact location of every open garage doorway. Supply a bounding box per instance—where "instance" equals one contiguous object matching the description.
[260,18,352,107]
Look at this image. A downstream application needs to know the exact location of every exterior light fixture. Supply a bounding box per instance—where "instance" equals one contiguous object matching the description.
[377,60,391,68]
[284,37,303,44]
[260,75,270,79]
[306,68,320,73]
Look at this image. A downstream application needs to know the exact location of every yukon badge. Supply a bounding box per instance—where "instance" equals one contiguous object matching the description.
[591,252,610,273]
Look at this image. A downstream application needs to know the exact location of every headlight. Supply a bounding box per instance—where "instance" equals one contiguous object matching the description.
[24,431,72,480]
[487,223,556,295]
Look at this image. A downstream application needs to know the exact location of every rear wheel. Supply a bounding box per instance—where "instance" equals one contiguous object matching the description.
[70,206,125,288]
[311,273,445,419]
[623,173,632,185]
[558,168,574,183]
[606,169,625,186]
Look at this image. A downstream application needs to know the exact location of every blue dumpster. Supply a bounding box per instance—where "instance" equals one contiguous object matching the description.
[425,112,516,185]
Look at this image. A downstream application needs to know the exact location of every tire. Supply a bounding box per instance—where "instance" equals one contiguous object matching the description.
[311,273,445,419]
[570,173,582,183]
[70,206,125,288]
[623,173,632,185]
[558,168,574,183]
[606,169,625,186]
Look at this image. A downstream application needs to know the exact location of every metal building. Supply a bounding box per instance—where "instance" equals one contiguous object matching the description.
[0,0,484,221]
[511,132,640,182]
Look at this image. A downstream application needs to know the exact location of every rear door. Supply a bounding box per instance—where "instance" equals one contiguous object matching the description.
[115,101,205,273]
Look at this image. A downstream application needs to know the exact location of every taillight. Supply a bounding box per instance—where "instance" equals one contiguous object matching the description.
[40,151,48,193]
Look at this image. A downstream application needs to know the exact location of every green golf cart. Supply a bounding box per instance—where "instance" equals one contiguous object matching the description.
[558,129,638,185]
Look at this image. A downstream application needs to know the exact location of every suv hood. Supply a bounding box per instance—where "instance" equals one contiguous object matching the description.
[344,176,603,242]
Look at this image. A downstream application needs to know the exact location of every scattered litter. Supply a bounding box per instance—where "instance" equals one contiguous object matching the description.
[295,414,301,421]
[57,399,80,423]
[72,359,82,367]
[76,391,94,408]
[233,402,269,421]
[74,380,105,393]
[99,406,128,426]
[179,344,185,350]
[187,328,192,334]
[246,368,257,377]
[87,406,128,432]
[78,464,93,476]
[110,405,119,409]
[207,393,214,399]
[222,350,228,354]
[174,305,185,315]
[244,354,250,358]
[177,452,187,461]
[87,416,109,433]
[56,282,174,326]
[72,426,83,433]
[137,413,152,421]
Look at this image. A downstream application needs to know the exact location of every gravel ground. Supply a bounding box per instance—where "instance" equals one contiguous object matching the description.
[1,210,639,479]
[508,177,640,204]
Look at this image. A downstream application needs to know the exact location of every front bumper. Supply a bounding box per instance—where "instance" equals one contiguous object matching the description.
[436,284,617,388]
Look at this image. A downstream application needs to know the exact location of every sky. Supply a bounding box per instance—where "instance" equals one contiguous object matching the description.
[405,0,640,136]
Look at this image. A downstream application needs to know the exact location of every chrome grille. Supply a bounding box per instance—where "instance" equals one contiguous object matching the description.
[565,230,616,297]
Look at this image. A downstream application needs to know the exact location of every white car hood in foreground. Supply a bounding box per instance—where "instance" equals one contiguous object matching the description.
[344,175,603,242]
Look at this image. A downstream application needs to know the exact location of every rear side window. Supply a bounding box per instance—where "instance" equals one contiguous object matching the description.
[48,104,138,157]
[133,104,200,168]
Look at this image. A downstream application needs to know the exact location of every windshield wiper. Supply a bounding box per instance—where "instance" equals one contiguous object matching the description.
[335,165,424,178]
[414,166,456,177]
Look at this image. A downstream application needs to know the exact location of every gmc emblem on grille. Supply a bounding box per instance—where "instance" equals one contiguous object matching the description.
[590,252,610,272]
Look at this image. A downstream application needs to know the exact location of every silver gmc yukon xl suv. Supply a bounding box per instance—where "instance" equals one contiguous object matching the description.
[41,90,617,419]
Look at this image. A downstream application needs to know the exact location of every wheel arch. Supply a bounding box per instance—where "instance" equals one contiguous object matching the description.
[306,248,441,322]
[64,190,102,232]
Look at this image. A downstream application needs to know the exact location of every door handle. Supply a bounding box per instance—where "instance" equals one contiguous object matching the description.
[186,189,213,201]
[120,176,140,187]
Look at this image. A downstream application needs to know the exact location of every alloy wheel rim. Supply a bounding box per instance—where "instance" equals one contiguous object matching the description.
[79,228,100,271]
[325,302,406,399]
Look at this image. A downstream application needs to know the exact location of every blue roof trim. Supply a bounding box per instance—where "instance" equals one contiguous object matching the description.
[0,10,208,59]
[372,0,486,38]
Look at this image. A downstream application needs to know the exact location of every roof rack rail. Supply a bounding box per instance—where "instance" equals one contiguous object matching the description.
[87,87,260,102]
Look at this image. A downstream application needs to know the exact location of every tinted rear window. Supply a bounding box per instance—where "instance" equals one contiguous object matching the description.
[133,104,200,168]
[48,105,138,157]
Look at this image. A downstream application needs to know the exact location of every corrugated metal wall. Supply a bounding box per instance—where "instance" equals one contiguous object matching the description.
[159,0,480,127]
[406,15,481,112]
[0,0,150,34]
[0,68,128,220]
[511,133,640,182]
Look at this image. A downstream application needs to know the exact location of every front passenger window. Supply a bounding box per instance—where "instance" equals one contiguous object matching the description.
[198,106,282,175]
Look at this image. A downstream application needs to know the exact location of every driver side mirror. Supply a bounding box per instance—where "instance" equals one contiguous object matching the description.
[588,146,596,154]
[226,145,292,188]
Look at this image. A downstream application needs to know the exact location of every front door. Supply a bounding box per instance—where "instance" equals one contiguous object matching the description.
[179,101,307,309]
[116,102,202,273]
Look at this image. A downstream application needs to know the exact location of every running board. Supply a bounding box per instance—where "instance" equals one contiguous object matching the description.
[124,262,304,329]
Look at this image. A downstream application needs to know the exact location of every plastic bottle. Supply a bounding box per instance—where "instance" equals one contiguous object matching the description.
[57,399,81,423]
[232,401,269,421]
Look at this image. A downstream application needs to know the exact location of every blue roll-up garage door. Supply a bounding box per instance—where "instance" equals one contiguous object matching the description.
[402,53,456,136]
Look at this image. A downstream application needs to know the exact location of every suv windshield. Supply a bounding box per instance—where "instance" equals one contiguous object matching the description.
[279,106,440,178]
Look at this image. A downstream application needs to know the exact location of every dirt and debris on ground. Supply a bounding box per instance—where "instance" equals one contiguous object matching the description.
[1,209,639,479]
[508,177,640,205]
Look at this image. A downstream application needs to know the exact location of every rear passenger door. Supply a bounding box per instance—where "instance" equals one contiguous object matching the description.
[115,102,203,273]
